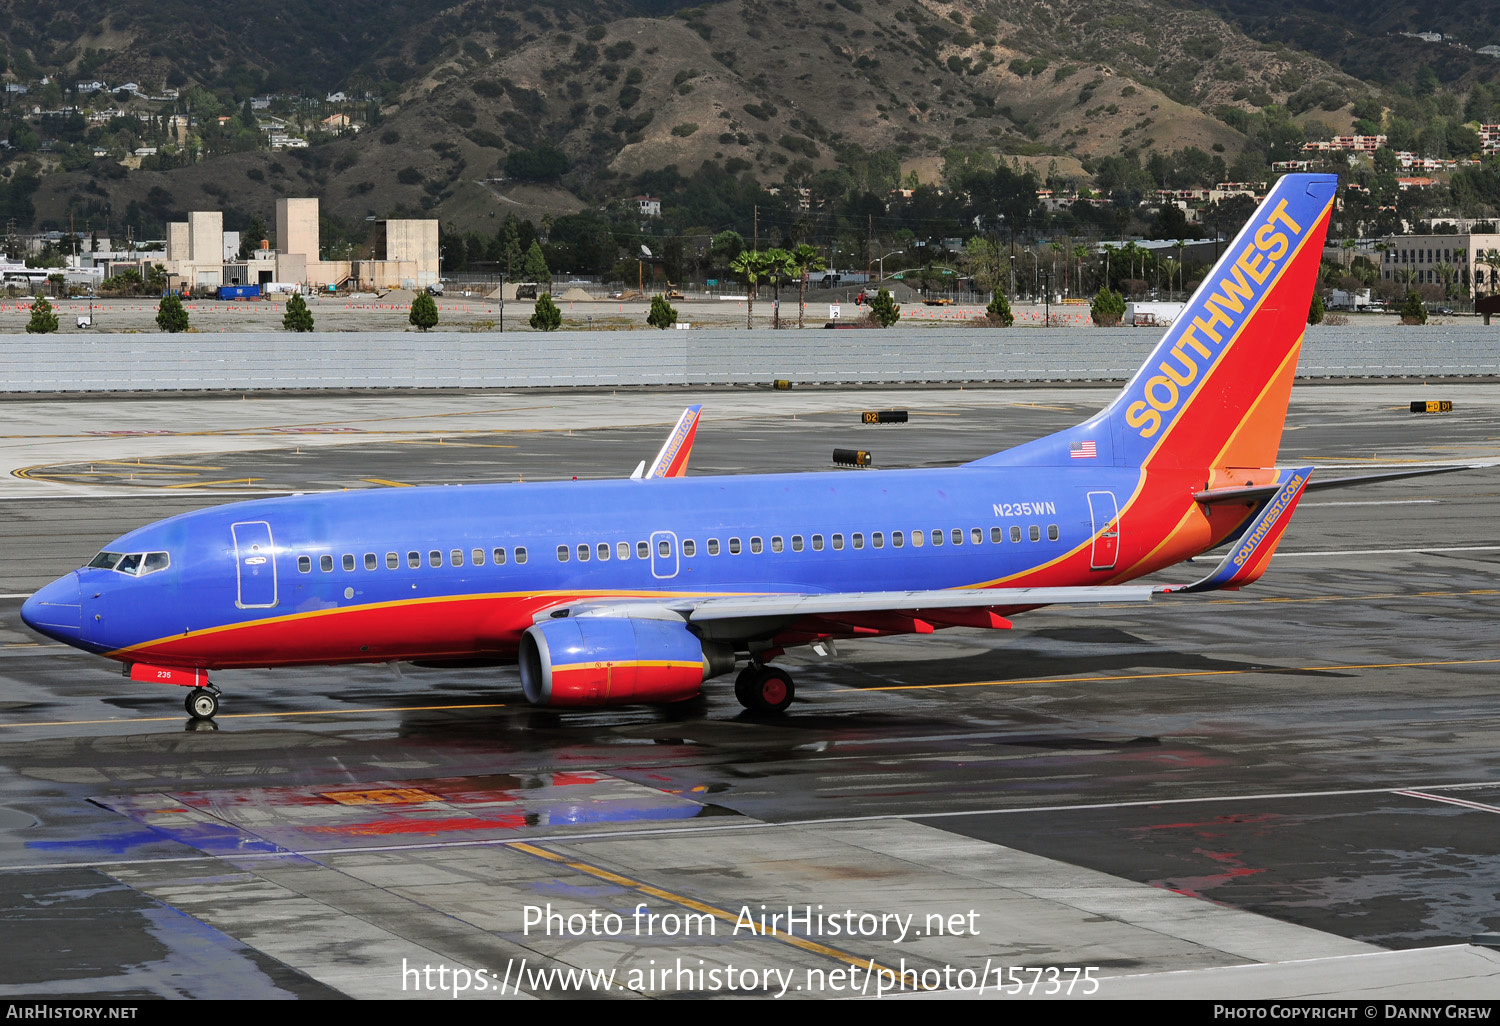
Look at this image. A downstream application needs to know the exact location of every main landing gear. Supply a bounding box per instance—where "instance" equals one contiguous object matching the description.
[185,685,221,721]
[734,663,795,714]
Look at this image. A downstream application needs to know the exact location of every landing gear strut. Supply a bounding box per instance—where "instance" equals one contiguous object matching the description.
[185,685,221,720]
[734,663,795,714]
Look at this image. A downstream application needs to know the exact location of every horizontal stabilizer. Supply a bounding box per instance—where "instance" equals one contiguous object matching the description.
[1194,464,1478,506]
[1162,466,1312,594]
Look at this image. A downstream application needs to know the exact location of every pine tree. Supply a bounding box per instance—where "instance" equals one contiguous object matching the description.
[1091,288,1125,326]
[1398,290,1427,325]
[283,293,315,332]
[409,291,439,331]
[647,295,678,329]
[986,293,1014,327]
[156,294,189,333]
[868,286,901,328]
[25,295,58,334]
[522,240,550,284]
[530,294,562,330]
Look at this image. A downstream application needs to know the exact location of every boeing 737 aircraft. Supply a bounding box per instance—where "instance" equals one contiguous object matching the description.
[23,174,1434,721]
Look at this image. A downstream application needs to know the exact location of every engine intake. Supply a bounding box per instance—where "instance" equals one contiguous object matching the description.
[519,616,734,707]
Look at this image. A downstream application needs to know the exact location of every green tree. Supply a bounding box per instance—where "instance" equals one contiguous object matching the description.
[1398,289,1427,325]
[788,243,826,329]
[500,214,523,277]
[156,294,189,333]
[986,293,1014,327]
[647,294,678,329]
[25,295,58,334]
[283,293,315,332]
[409,291,439,331]
[1307,292,1325,325]
[1091,288,1126,326]
[730,250,772,328]
[868,286,901,328]
[530,293,562,330]
[522,240,550,283]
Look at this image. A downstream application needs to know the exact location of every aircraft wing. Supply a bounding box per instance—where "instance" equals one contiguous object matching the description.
[539,585,1154,641]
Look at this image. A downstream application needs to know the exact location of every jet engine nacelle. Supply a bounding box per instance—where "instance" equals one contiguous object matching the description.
[519,616,735,707]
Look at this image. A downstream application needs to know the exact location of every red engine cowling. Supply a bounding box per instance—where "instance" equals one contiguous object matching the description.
[519,616,735,707]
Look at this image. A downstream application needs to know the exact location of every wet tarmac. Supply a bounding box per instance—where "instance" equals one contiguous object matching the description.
[2,384,1500,999]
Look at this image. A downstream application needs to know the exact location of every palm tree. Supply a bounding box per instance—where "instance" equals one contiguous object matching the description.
[763,247,792,329]
[1172,239,1187,297]
[1072,243,1089,296]
[730,250,770,329]
[788,243,826,329]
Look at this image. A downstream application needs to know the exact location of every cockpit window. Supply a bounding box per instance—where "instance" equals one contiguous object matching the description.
[88,550,170,576]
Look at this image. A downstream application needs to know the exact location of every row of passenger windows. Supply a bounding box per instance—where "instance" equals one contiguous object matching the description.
[555,524,1062,562]
[292,523,1065,574]
[296,546,530,574]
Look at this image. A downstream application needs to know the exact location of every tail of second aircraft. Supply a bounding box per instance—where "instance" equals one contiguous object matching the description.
[972,173,1338,474]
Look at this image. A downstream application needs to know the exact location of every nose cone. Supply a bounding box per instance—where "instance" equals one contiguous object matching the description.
[21,572,83,643]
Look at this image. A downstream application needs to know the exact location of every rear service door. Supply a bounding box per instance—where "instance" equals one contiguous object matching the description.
[232,520,279,608]
[1087,491,1120,571]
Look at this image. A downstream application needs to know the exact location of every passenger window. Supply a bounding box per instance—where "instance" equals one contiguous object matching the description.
[472,548,486,565]
[577,544,590,562]
[557,545,570,562]
[597,542,610,561]
[658,539,671,557]
[637,540,649,559]
[617,541,630,560]
[771,536,784,553]
[892,531,904,548]
[321,555,334,572]
[515,547,528,564]
[873,532,884,549]
[451,549,464,566]
[1047,524,1059,541]
[343,554,355,571]
[729,537,741,554]
[852,533,864,549]
[1029,525,1041,542]
[952,528,964,545]
[1010,526,1022,543]
[707,538,720,556]
[364,553,377,570]
[912,531,924,548]
[812,534,824,551]
[387,552,399,569]
[493,547,507,565]
[683,540,696,557]
[991,527,1002,543]
[429,550,442,567]
[832,534,844,550]
[792,535,804,552]
[408,551,420,568]
[298,556,311,573]
[971,528,982,544]
[750,537,763,554]
[930,530,942,546]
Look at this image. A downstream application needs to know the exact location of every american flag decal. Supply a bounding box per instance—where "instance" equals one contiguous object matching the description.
[1070,440,1097,459]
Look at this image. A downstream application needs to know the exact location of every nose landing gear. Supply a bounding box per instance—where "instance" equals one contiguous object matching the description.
[185,685,221,720]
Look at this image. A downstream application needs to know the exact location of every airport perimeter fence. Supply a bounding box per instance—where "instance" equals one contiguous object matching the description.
[4,325,1500,392]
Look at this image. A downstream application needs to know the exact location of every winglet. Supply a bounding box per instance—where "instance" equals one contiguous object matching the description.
[643,405,702,479]
[1159,466,1312,593]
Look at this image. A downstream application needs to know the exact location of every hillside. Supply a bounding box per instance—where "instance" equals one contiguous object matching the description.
[9,0,1498,239]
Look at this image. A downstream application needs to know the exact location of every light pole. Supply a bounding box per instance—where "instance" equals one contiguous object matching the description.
[875,249,903,283]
